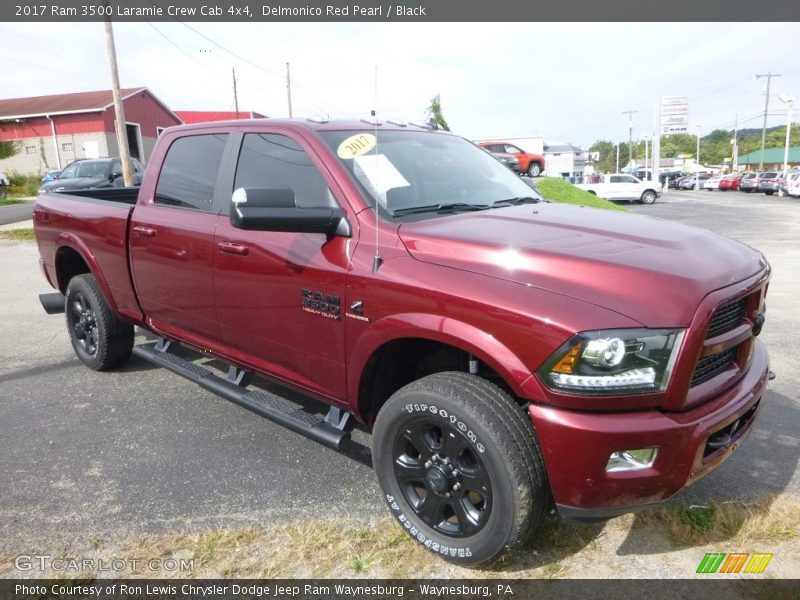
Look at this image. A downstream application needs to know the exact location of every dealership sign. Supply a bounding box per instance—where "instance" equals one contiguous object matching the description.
[661,96,689,134]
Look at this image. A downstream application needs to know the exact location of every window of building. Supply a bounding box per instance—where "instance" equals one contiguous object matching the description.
[62,142,73,152]
[25,146,36,155]
[233,133,334,208]
[154,133,228,211]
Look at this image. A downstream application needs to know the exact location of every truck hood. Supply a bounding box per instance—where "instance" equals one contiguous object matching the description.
[398,204,765,326]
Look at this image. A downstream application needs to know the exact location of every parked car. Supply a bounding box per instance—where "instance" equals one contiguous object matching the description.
[739,172,759,193]
[41,169,62,184]
[679,173,711,190]
[703,175,723,191]
[477,141,546,177]
[718,174,742,191]
[575,173,661,203]
[489,151,520,171]
[660,171,687,187]
[784,171,800,197]
[38,157,145,194]
[756,171,781,195]
[669,173,690,189]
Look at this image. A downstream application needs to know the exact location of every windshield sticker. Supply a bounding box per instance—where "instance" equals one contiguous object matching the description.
[353,154,411,205]
[337,133,377,159]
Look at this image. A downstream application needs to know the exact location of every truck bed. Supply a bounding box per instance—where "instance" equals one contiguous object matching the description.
[34,189,143,323]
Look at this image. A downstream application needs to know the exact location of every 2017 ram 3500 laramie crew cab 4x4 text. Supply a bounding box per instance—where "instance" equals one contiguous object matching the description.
[33,119,770,565]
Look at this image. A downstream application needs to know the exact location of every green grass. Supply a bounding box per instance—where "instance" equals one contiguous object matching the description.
[0,228,35,241]
[534,177,627,211]
[0,198,24,206]
[7,173,41,197]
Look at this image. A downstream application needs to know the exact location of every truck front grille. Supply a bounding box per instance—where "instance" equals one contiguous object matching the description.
[706,297,747,339]
[691,347,737,386]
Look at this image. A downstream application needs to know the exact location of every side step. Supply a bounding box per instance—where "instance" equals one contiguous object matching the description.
[132,341,352,450]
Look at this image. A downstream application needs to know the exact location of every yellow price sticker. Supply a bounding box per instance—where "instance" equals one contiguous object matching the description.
[337,133,377,159]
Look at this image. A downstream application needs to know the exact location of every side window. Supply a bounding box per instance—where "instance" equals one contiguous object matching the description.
[505,145,522,154]
[610,175,623,183]
[623,176,636,183]
[234,133,334,208]
[155,133,228,211]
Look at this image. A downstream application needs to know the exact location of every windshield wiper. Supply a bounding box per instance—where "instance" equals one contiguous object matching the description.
[392,202,489,217]
[491,196,541,207]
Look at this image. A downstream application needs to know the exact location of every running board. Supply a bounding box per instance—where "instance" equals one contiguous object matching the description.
[132,342,352,450]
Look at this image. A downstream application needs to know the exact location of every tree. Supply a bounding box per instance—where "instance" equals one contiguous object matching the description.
[427,94,451,132]
[589,139,628,173]
[0,140,18,160]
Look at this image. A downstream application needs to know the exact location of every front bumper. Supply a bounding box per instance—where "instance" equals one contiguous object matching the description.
[529,339,769,520]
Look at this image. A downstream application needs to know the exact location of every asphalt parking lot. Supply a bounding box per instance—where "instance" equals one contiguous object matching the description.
[1,188,798,551]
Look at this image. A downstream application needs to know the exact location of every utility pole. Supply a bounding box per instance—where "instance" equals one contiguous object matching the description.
[103,10,133,187]
[232,67,240,118]
[623,110,638,171]
[615,143,620,173]
[286,62,293,118]
[755,72,781,171]
[732,113,739,172]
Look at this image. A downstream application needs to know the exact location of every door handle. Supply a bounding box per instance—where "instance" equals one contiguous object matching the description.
[132,225,156,238]
[217,241,249,256]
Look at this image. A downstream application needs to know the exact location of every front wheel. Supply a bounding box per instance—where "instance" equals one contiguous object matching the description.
[65,274,134,370]
[640,190,657,204]
[527,162,541,177]
[372,372,547,565]
[765,191,774,196]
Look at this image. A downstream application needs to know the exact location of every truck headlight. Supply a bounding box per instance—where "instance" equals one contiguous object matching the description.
[538,328,685,394]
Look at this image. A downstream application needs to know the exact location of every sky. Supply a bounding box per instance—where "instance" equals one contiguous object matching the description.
[2,21,799,149]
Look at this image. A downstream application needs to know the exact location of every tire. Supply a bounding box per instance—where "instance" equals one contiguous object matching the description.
[65,274,134,370]
[527,162,541,177]
[765,191,774,196]
[372,372,547,565]
[640,190,657,204]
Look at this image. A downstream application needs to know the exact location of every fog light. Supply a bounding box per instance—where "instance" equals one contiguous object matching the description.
[606,448,658,472]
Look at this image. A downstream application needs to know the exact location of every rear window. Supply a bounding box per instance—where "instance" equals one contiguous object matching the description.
[155,133,228,211]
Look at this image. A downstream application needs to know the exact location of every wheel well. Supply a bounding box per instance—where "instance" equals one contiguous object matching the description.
[358,338,509,424]
[55,246,90,293]
[587,190,597,196]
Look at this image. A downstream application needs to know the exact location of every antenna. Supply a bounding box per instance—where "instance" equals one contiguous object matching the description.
[371,65,383,274]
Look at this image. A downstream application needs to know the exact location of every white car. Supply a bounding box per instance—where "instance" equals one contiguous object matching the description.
[785,171,800,197]
[703,175,723,190]
[575,173,663,204]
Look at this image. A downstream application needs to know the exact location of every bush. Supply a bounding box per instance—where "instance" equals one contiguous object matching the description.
[7,172,41,197]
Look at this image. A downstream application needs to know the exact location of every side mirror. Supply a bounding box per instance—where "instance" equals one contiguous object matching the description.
[110,172,123,181]
[230,188,351,237]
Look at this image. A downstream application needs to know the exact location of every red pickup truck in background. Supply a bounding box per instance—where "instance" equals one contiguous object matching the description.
[33,119,770,565]
[477,140,546,177]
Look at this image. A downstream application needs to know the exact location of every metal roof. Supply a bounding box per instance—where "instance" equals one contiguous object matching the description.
[736,147,800,165]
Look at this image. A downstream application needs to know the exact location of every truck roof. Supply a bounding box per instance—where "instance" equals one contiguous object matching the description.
[162,118,450,136]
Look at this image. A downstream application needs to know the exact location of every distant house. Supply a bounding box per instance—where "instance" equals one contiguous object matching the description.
[735,147,800,171]
[543,143,585,177]
[175,110,267,124]
[0,87,182,174]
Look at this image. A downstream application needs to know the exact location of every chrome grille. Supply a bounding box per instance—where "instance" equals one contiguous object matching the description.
[691,348,737,386]
[706,298,746,339]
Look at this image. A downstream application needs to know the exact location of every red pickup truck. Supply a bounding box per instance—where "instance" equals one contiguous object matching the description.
[33,119,770,565]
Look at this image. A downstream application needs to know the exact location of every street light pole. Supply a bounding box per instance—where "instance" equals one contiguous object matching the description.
[644,134,649,180]
[755,72,781,171]
[779,94,794,195]
[615,143,620,173]
[695,124,701,191]
[623,110,637,171]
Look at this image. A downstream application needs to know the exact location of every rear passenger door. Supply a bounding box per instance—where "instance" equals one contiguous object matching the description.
[212,130,351,401]
[130,131,231,343]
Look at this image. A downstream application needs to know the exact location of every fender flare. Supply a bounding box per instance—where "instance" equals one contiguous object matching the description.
[54,233,120,315]
[349,312,547,413]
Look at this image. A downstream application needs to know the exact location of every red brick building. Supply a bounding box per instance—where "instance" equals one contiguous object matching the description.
[0,88,182,174]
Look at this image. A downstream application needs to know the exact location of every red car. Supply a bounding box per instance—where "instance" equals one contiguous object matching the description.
[718,174,743,191]
[477,141,546,177]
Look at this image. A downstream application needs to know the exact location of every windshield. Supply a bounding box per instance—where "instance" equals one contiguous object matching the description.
[59,161,112,180]
[320,130,542,217]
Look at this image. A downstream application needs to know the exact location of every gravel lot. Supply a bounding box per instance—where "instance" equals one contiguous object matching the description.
[1,188,798,556]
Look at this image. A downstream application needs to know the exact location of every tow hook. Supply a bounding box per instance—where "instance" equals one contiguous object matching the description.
[769,371,776,381]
